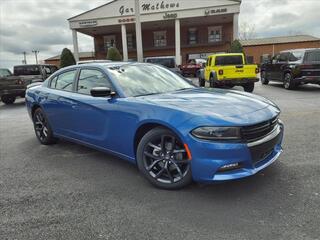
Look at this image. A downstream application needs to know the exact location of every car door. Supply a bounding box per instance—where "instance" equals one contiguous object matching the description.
[273,52,288,80]
[67,67,118,148]
[43,69,79,137]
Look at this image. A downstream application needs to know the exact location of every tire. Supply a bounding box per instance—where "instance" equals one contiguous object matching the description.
[260,71,269,85]
[136,127,192,190]
[1,95,16,105]
[199,77,205,87]
[283,72,296,90]
[209,75,216,88]
[32,108,58,145]
[243,82,255,92]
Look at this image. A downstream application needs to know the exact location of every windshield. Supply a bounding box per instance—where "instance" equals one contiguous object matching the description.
[107,64,194,97]
[0,69,12,77]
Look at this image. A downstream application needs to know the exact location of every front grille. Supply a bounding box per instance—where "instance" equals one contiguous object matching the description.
[249,130,281,165]
[241,116,278,143]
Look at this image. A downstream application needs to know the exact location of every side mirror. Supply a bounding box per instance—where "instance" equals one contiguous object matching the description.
[90,87,115,97]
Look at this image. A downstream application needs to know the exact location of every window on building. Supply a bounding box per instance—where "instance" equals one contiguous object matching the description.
[104,35,116,50]
[153,31,167,47]
[127,34,134,49]
[188,28,198,44]
[53,70,77,92]
[77,69,112,95]
[208,26,222,43]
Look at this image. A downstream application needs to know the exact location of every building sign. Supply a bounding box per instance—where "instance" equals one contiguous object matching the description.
[79,20,98,27]
[204,8,228,16]
[163,12,177,20]
[118,18,135,23]
[119,1,180,15]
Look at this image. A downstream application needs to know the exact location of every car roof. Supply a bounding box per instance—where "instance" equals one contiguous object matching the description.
[280,48,320,53]
[145,56,175,59]
[208,53,243,57]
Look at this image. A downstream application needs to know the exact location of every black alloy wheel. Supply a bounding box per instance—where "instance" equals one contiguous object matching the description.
[260,71,269,85]
[283,72,296,90]
[137,128,192,189]
[33,108,57,145]
[243,82,255,92]
[1,95,16,105]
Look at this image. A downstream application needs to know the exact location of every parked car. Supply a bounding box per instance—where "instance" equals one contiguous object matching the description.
[0,64,57,104]
[144,56,181,74]
[180,59,206,77]
[260,48,320,90]
[199,53,259,92]
[26,62,283,189]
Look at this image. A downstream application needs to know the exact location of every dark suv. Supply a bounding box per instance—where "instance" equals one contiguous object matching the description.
[260,48,320,89]
[0,64,57,104]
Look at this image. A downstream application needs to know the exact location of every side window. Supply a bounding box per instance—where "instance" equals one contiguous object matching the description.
[54,70,77,91]
[279,52,289,62]
[77,69,111,95]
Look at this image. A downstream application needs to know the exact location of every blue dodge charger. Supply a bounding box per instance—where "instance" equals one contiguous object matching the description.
[26,62,284,189]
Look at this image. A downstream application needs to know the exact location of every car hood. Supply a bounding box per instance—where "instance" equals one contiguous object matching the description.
[137,88,279,119]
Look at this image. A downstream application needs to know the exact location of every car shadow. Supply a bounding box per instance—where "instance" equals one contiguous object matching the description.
[0,99,25,110]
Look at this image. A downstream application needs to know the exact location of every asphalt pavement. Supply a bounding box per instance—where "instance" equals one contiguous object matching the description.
[0,82,320,240]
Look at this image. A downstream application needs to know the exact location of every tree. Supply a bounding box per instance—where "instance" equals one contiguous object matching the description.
[239,22,256,40]
[106,47,122,61]
[60,48,76,68]
[230,39,243,53]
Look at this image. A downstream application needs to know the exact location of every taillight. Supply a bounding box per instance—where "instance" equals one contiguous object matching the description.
[218,69,224,75]
[255,68,259,74]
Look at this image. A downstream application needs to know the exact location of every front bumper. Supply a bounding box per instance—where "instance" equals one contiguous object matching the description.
[188,123,284,183]
[212,77,259,86]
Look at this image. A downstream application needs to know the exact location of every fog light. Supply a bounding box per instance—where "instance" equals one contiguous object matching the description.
[218,163,240,172]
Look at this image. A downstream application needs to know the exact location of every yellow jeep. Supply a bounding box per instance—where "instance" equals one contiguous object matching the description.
[199,53,259,92]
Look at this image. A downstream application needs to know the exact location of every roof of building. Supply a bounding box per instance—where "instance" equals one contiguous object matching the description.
[240,35,320,46]
[45,52,95,61]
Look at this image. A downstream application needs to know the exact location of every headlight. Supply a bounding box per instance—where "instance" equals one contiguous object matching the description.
[191,127,241,140]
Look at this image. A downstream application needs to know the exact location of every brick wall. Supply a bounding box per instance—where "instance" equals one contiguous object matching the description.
[93,21,234,64]
[243,41,320,64]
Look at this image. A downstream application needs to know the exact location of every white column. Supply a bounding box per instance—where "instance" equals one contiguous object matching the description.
[135,0,143,62]
[72,29,79,62]
[233,13,239,40]
[175,19,181,66]
[121,24,128,61]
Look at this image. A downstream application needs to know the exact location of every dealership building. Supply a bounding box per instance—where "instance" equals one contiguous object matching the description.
[67,0,241,64]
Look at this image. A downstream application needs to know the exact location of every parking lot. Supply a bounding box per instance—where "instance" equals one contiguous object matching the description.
[0,82,320,240]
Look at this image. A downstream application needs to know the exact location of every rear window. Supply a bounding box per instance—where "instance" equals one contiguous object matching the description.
[14,66,41,76]
[146,58,175,68]
[215,55,243,66]
[304,50,320,63]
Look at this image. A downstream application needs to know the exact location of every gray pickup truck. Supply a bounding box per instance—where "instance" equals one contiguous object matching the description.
[0,64,58,104]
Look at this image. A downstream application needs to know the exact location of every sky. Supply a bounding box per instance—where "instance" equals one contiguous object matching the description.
[1,0,320,70]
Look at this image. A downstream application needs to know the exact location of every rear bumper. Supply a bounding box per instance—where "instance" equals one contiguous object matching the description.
[181,68,200,75]
[0,88,26,97]
[294,76,320,84]
[213,77,259,86]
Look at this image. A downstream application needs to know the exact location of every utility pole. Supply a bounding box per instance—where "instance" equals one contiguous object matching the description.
[22,52,27,64]
[32,50,39,64]
[135,0,143,62]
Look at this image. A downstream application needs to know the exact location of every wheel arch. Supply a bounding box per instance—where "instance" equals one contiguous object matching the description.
[133,121,185,157]
[31,103,41,117]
